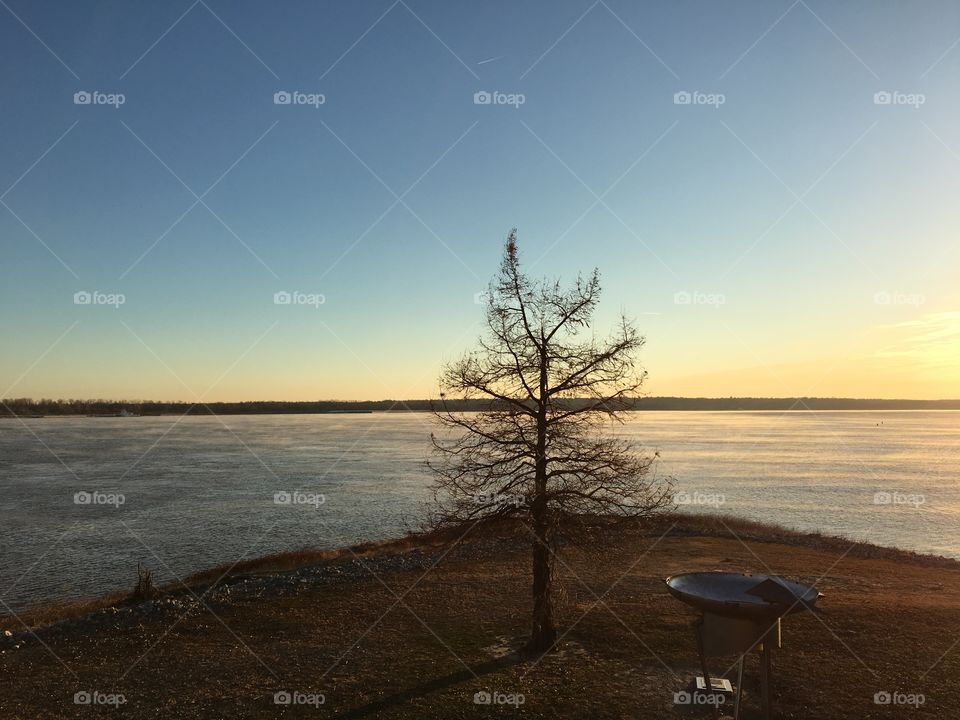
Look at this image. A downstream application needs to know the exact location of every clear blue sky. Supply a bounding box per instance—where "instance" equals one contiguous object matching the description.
[2,0,958,400]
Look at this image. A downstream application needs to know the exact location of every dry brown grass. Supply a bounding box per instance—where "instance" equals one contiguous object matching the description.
[2,516,958,719]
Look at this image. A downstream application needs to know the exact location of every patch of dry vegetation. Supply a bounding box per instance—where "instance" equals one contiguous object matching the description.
[2,516,958,719]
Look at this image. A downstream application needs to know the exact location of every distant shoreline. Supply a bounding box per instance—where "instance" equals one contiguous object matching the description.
[3,396,960,417]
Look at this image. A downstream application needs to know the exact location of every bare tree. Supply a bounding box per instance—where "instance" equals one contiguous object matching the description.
[428,230,672,654]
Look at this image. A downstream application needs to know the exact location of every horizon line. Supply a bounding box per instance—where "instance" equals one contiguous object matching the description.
[5,396,960,404]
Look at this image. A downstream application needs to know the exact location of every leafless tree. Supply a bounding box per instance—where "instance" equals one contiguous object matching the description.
[428,230,672,654]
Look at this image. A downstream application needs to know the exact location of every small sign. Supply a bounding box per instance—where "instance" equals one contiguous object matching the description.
[695,676,734,693]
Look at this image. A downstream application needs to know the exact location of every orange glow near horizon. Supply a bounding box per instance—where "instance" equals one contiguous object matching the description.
[5,310,959,403]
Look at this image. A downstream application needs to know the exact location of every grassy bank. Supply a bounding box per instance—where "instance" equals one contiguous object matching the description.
[1,515,957,718]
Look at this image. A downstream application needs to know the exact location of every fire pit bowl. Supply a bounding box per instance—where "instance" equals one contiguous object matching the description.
[665,572,821,620]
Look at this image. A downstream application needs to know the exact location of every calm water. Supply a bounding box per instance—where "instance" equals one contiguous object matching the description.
[0,411,957,612]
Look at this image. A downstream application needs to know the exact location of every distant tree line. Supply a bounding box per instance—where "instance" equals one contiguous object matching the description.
[1,396,958,417]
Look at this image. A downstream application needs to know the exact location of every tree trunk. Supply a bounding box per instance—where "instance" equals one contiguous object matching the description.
[526,329,556,655]
[526,504,556,654]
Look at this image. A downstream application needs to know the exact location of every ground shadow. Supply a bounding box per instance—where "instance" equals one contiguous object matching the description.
[333,654,524,719]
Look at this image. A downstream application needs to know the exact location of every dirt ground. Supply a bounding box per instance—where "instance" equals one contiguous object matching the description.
[1,517,957,718]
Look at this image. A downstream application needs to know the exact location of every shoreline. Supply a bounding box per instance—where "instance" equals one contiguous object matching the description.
[6,407,960,418]
[5,397,960,418]
[4,512,956,633]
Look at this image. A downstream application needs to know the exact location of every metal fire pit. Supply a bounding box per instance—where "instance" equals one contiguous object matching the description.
[665,572,821,720]
[666,572,820,619]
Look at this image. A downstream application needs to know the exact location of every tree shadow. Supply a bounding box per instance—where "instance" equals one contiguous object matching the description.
[332,654,524,719]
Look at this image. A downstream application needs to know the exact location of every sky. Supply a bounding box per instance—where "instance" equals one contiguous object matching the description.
[1,0,958,402]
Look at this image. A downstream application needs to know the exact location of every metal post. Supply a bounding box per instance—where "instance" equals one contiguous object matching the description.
[734,654,745,720]
[760,625,773,720]
[695,617,720,720]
